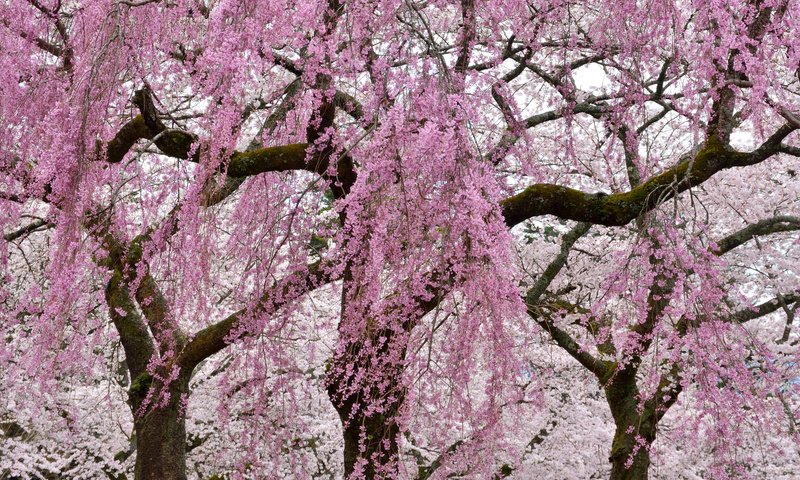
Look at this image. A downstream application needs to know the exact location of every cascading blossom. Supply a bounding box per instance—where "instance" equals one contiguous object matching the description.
[1,1,799,479]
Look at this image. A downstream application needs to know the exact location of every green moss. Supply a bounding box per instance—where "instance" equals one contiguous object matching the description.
[609,426,629,459]
[227,143,309,177]
[151,130,196,160]
[696,135,726,161]
[126,237,143,266]
[503,134,755,228]
[128,372,153,405]
[599,361,617,385]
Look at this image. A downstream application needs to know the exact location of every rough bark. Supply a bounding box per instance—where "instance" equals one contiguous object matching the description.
[129,372,191,480]
[336,394,403,480]
[608,419,653,480]
[326,344,405,480]
[605,370,656,480]
[501,127,795,228]
[106,251,192,480]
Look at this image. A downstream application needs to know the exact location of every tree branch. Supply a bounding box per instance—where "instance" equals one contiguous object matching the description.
[715,216,800,255]
[530,308,613,382]
[523,222,610,380]
[178,261,333,370]
[501,126,796,227]
[525,222,591,305]
[105,271,156,380]
[3,219,52,241]
[728,291,800,325]
[99,89,328,179]
[94,223,187,355]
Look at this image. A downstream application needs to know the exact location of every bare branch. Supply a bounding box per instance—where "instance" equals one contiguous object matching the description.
[728,292,800,324]
[715,216,800,255]
[3,219,52,242]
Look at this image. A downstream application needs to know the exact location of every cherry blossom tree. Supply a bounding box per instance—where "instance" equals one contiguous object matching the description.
[2,0,800,479]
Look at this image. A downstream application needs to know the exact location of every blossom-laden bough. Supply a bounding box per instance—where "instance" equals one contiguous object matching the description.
[1,1,799,479]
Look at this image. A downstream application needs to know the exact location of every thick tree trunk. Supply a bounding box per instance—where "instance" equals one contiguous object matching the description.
[605,372,656,480]
[608,416,654,480]
[337,399,402,479]
[129,373,191,480]
[327,336,405,479]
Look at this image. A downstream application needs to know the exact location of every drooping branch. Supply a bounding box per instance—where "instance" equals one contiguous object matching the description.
[625,214,800,403]
[415,440,464,480]
[523,222,611,381]
[662,216,800,336]
[487,99,611,164]
[89,86,345,371]
[646,362,683,422]
[23,0,72,71]
[273,52,368,125]
[531,308,613,382]
[530,212,800,421]
[626,214,710,372]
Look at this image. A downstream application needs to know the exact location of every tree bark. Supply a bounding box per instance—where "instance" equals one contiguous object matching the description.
[607,414,655,480]
[129,372,191,480]
[335,395,402,480]
[605,372,656,480]
[326,336,405,479]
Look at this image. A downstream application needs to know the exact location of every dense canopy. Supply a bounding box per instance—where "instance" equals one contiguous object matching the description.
[1,0,799,479]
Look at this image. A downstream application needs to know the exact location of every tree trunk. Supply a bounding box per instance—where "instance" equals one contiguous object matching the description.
[337,398,402,480]
[608,415,654,480]
[129,372,190,480]
[327,336,405,479]
[605,373,656,480]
